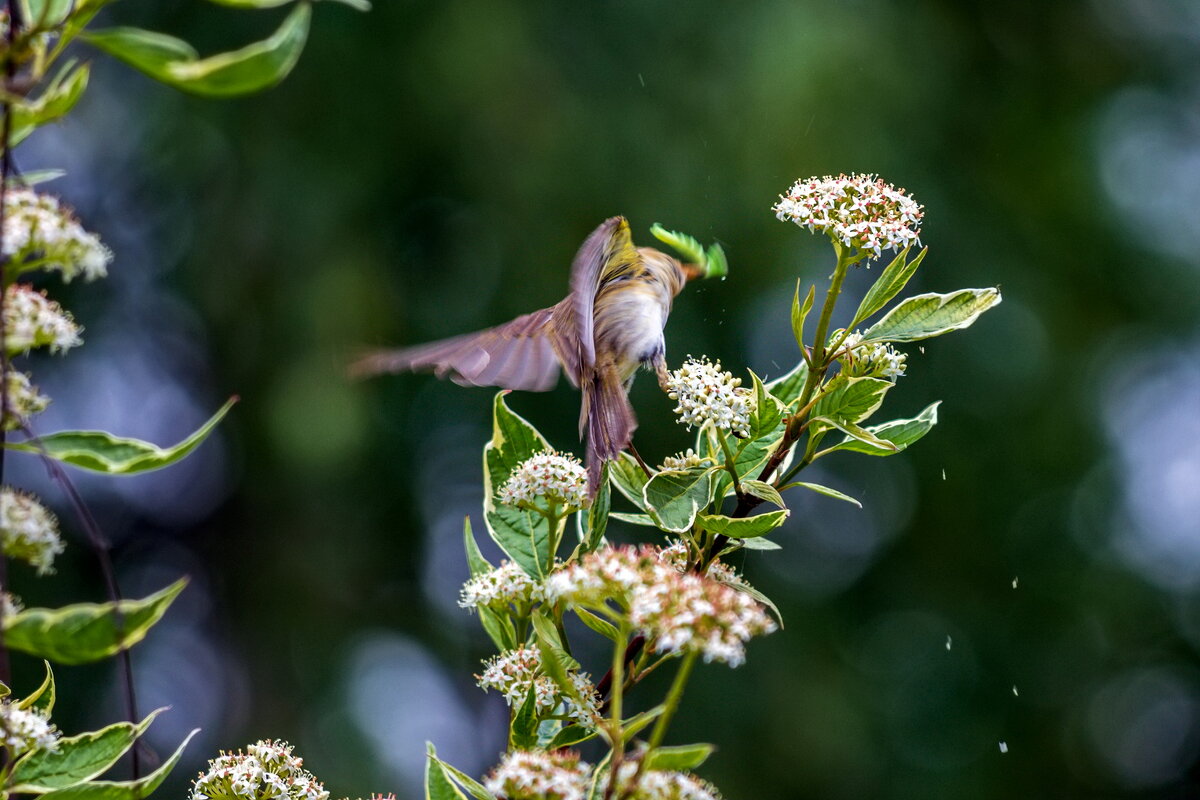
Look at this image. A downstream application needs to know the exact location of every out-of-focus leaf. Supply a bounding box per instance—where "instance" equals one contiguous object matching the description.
[36,728,197,800]
[779,481,862,508]
[209,0,369,8]
[7,170,67,188]
[574,608,618,641]
[11,64,90,147]
[429,756,495,800]
[862,287,1002,343]
[826,402,941,456]
[643,743,715,771]
[548,725,596,750]
[3,579,186,664]
[608,512,657,527]
[736,537,782,551]
[5,398,236,474]
[10,709,163,793]
[577,463,609,552]
[463,517,492,578]
[482,393,554,577]
[19,0,73,28]
[476,606,515,652]
[695,510,788,538]
[425,744,467,800]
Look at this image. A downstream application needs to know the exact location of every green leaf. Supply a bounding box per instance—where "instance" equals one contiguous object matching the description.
[37,728,197,800]
[695,510,788,539]
[765,360,810,407]
[510,684,539,750]
[533,626,586,709]
[609,452,649,511]
[622,705,665,742]
[737,537,781,551]
[11,64,90,148]
[476,606,516,652]
[827,401,941,456]
[5,398,236,475]
[7,170,67,188]
[779,481,862,508]
[850,246,928,328]
[641,468,715,533]
[643,743,715,772]
[482,393,554,577]
[608,512,657,527]
[10,709,163,793]
[808,416,898,454]
[17,661,54,715]
[722,372,788,491]
[19,0,73,28]
[462,517,492,578]
[548,724,596,750]
[429,757,496,800]
[577,463,610,552]
[729,580,784,627]
[84,3,311,98]
[425,744,468,800]
[574,608,618,641]
[791,281,815,351]
[861,287,1002,344]
[4,579,186,665]
[741,479,785,508]
[810,376,891,427]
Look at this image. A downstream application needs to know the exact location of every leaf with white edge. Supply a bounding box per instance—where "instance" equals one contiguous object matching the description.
[4,579,186,664]
[36,728,197,800]
[17,661,54,715]
[791,281,815,351]
[609,452,649,510]
[510,684,539,750]
[810,376,892,427]
[808,416,898,454]
[476,606,515,652]
[425,744,468,800]
[82,27,198,76]
[5,398,236,475]
[827,401,942,456]
[608,512,657,527]
[482,394,554,577]
[574,608,618,641]
[10,709,164,793]
[642,468,716,533]
[11,64,90,148]
[695,510,788,539]
[462,517,492,578]
[741,479,785,508]
[765,360,809,407]
[19,0,73,28]
[643,743,715,772]
[851,246,928,328]
[728,372,787,485]
[862,288,1002,344]
[780,481,862,508]
[430,757,496,800]
[577,463,609,552]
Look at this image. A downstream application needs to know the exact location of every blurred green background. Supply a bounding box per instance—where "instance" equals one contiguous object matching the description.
[9,0,1200,797]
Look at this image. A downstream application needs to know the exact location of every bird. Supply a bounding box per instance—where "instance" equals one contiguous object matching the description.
[350,216,727,494]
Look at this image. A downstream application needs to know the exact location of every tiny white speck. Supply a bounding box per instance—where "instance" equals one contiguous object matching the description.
[999,741,1008,754]
[945,635,952,651]
[1012,685,1019,696]
[638,73,645,87]
[919,346,926,354]
[1012,576,1019,589]
[942,468,946,480]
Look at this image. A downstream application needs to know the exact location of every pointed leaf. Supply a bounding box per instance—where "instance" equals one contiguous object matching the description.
[510,684,539,750]
[729,580,784,627]
[5,398,236,474]
[643,743,715,772]
[577,463,610,552]
[780,481,862,508]
[741,479,785,508]
[11,64,90,148]
[476,606,516,652]
[482,394,554,577]
[10,709,164,793]
[791,281,815,350]
[608,512,657,527]
[809,416,898,453]
[36,728,197,800]
[622,705,665,742]
[17,661,54,715]
[810,376,891,427]
[548,724,597,750]
[574,608,618,641]
[20,0,75,28]
[425,744,468,800]
[850,247,928,328]
[827,401,942,456]
[429,757,496,800]
[862,288,1002,344]
[4,579,186,664]
[609,452,649,511]
[695,510,788,539]
[736,537,781,551]
[463,517,492,578]
[765,360,810,407]
[641,468,715,533]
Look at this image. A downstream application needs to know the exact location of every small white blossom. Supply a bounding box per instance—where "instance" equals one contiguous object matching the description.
[476,645,600,724]
[773,173,923,257]
[658,540,743,587]
[484,750,591,800]
[665,358,754,438]
[0,701,59,756]
[1,591,22,618]
[3,189,111,282]
[458,560,545,611]
[546,545,668,609]
[615,762,724,800]
[834,331,907,381]
[499,451,589,511]
[190,740,329,800]
[2,369,50,431]
[4,285,82,355]
[658,449,714,472]
[0,488,64,575]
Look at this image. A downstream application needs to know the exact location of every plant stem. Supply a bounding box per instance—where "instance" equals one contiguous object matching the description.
[645,651,697,751]
[604,624,630,800]
[716,431,743,502]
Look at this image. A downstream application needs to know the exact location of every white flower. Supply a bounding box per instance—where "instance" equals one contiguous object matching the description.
[665,358,754,438]
[458,560,545,611]
[483,750,591,800]
[1,592,22,618]
[834,331,907,381]
[4,285,82,355]
[658,540,743,587]
[0,701,59,756]
[773,173,923,257]
[618,767,724,800]
[190,740,329,800]
[2,369,50,431]
[658,449,714,472]
[499,451,589,511]
[3,189,111,282]
[0,488,64,575]
[477,645,601,724]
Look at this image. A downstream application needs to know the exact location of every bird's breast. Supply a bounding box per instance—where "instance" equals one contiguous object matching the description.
[592,281,670,377]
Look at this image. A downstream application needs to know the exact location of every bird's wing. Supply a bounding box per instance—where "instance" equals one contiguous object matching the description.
[560,216,639,383]
[349,307,561,392]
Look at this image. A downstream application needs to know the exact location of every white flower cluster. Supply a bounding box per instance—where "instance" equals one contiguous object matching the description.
[835,331,907,381]
[616,763,724,800]
[3,189,111,282]
[658,540,742,587]
[0,488,64,575]
[191,740,329,800]
[4,285,82,355]
[665,359,754,438]
[459,560,546,611]
[2,369,50,431]
[0,701,59,756]
[773,173,923,257]
[476,645,600,724]
[499,451,589,511]
[548,546,775,667]
[658,449,714,472]
[483,750,591,800]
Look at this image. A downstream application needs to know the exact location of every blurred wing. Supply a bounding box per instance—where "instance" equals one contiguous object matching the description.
[349,307,561,392]
[561,216,639,381]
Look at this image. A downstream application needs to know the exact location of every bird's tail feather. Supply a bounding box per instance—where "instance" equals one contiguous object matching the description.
[584,369,636,496]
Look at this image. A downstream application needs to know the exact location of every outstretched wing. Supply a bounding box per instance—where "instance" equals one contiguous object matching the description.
[349,307,561,392]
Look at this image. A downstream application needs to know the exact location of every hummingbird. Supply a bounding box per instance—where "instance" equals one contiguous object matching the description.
[350,217,727,493]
